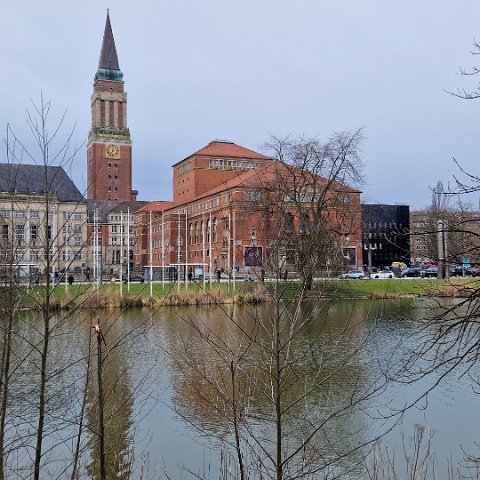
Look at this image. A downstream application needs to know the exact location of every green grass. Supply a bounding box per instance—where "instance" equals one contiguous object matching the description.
[325,277,480,298]
[2,277,479,310]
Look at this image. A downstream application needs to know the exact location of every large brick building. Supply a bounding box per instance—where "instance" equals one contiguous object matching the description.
[131,140,363,281]
[85,13,364,282]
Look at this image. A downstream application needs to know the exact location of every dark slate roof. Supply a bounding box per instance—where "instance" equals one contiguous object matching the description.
[0,163,84,202]
[98,11,120,70]
[87,200,148,222]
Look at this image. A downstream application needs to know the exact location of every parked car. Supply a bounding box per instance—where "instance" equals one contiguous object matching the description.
[421,267,439,278]
[391,261,408,271]
[450,266,466,277]
[401,267,422,278]
[467,267,480,277]
[372,270,394,279]
[340,269,366,279]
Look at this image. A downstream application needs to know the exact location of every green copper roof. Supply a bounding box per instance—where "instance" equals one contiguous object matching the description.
[95,67,124,82]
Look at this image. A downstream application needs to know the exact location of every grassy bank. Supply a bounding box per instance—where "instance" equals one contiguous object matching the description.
[325,277,480,299]
[39,281,268,310]
[4,277,479,311]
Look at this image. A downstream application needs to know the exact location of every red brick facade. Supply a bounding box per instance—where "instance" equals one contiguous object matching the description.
[133,141,363,279]
[87,12,136,202]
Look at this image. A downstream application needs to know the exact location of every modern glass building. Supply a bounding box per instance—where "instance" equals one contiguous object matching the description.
[361,204,410,270]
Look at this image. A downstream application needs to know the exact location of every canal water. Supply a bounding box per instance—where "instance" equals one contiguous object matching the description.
[3,297,480,478]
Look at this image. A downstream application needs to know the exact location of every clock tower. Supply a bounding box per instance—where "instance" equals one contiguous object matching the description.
[87,10,137,201]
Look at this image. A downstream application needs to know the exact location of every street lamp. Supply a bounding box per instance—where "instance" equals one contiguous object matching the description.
[364,242,377,274]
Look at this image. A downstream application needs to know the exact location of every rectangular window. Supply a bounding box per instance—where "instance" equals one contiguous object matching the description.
[30,225,38,240]
[2,225,8,240]
[118,101,123,128]
[109,100,114,127]
[74,213,82,220]
[16,224,25,240]
[0,210,11,218]
[15,210,25,218]
[245,191,261,201]
[100,100,105,126]
[30,210,40,218]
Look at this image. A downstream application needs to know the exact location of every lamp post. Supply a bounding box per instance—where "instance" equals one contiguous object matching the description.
[364,242,377,275]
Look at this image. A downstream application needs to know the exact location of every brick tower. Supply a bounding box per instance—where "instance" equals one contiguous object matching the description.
[87,10,137,201]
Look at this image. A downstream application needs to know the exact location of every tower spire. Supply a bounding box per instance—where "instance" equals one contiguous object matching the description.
[95,10,123,81]
[88,10,134,201]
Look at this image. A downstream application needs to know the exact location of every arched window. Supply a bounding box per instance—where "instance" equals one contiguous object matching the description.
[201,221,204,244]
[207,219,211,243]
[189,223,193,245]
[195,222,199,244]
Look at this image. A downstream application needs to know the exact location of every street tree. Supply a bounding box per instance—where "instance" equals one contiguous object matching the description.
[250,130,365,290]
[0,95,155,480]
[163,131,410,480]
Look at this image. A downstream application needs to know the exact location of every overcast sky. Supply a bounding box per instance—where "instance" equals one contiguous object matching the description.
[3,1,480,210]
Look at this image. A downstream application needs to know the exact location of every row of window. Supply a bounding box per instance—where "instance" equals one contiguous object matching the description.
[63,236,83,246]
[0,210,83,220]
[63,212,83,220]
[208,159,260,170]
[188,219,218,245]
[187,198,221,215]
[1,210,51,219]
[3,224,44,241]
[6,250,82,262]
[176,161,192,176]
[110,237,134,246]
[110,225,133,233]
[2,224,84,243]
[367,221,405,230]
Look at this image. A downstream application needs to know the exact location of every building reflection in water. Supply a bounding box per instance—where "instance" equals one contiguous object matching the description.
[161,300,401,476]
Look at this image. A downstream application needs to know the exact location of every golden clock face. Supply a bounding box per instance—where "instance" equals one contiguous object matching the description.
[106,144,120,159]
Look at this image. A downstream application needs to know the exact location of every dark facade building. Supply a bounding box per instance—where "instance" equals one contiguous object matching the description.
[361,204,410,270]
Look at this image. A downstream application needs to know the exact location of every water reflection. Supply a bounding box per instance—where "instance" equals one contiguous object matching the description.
[85,313,135,479]
[162,300,417,477]
[2,298,479,478]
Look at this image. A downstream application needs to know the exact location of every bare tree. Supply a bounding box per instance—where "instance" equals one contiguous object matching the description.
[253,130,365,289]
[0,95,156,479]
[163,132,402,480]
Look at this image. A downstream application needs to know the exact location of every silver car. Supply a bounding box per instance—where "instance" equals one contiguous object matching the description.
[372,270,394,279]
[341,269,366,279]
